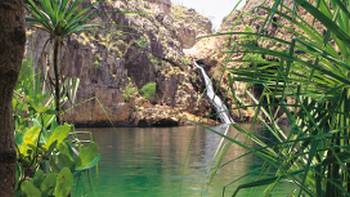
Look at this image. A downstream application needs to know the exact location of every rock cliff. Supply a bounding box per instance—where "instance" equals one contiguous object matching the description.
[26,0,302,126]
[26,0,214,127]
[186,0,305,121]
[171,5,213,49]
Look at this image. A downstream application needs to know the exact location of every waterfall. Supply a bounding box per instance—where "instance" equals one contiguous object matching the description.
[194,61,234,124]
[194,61,235,159]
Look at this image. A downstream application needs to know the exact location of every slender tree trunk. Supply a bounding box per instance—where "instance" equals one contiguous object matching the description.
[0,0,26,196]
[53,39,61,124]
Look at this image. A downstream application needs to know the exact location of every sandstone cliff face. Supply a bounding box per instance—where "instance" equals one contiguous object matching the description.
[147,0,171,13]
[186,0,306,121]
[171,5,213,49]
[26,0,214,127]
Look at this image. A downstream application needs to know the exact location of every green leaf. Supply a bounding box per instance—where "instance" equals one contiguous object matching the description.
[15,132,24,145]
[19,126,41,155]
[76,143,101,171]
[25,0,95,38]
[33,169,45,187]
[42,113,55,128]
[56,152,75,169]
[296,0,350,44]
[40,173,56,194]
[21,180,42,197]
[54,167,73,197]
[45,124,71,149]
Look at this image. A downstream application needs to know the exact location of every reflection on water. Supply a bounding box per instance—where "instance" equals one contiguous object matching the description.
[74,125,292,197]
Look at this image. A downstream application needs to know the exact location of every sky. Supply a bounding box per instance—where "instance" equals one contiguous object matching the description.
[172,0,245,29]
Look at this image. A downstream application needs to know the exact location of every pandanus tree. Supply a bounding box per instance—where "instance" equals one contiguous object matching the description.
[25,0,95,123]
[209,0,350,196]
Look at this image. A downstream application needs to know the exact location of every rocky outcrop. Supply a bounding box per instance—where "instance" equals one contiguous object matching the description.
[186,0,305,121]
[26,0,215,127]
[28,0,305,126]
[146,0,171,13]
[171,5,213,49]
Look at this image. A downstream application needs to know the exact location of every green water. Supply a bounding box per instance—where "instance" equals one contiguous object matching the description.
[75,126,292,197]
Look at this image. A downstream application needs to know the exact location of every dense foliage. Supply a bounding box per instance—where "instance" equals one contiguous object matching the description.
[14,60,100,197]
[25,0,95,123]
[140,82,157,100]
[211,0,350,196]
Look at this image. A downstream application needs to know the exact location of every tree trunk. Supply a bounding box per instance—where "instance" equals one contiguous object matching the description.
[0,0,26,196]
[53,39,61,124]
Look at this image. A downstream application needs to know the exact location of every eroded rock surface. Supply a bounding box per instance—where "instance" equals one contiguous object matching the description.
[26,0,215,127]
[171,5,212,49]
[187,0,310,121]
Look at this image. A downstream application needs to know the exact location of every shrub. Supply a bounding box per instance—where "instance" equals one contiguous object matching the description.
[140,82,157,100]
[122,79,138,102]
[14,59,100,196]
[209,0,350,196]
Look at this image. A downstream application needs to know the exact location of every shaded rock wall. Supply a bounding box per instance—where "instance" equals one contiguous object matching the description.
[26,0,214,127]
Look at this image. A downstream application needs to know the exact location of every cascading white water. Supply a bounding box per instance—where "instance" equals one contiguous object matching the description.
[194,61,234,124]
[194,61,234,158]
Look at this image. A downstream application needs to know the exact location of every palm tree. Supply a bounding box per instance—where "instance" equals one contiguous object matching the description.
[25,0,95,123]
[0,0,26,196]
